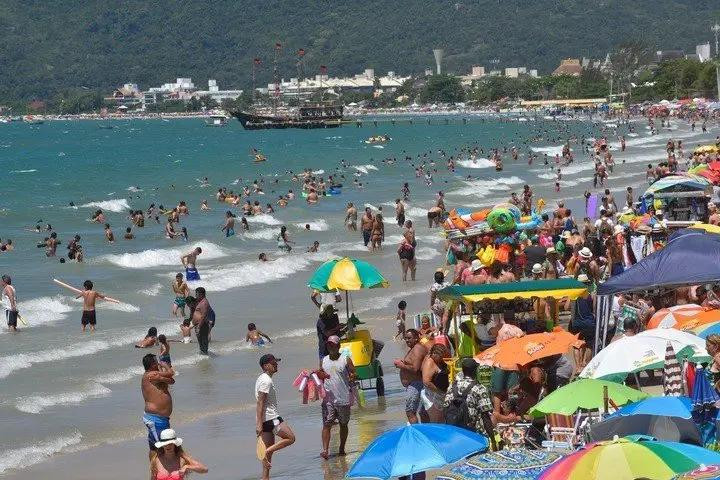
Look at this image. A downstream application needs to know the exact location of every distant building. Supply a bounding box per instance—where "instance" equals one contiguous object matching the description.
[529,69,539,78]
[552,59,582,76]
[696,43,712,62]
[105,83,143,108]
[265,69,410,99]
[471,66,485,77]
[142,78,197,106]
[193,79,243,103]
[505,67,519,78]
[656,50,685,63]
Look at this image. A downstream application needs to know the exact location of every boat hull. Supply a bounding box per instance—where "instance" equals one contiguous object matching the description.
[231,110,343,130]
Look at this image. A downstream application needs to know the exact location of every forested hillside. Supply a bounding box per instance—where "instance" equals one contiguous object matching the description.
[0,0,718,100]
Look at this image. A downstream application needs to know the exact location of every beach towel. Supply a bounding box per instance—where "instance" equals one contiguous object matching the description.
[586,194,598,219]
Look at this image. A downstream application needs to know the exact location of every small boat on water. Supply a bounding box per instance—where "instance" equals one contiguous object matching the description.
[23,115,44,125]
[365,134,391,144]
[205,114,229,127]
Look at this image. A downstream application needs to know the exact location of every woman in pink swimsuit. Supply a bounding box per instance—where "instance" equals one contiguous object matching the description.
[150,429,208,480]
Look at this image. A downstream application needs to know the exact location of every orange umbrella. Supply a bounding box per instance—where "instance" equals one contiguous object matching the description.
[646,304,703,329]
[475,329,579,370]
[675,309,720,330]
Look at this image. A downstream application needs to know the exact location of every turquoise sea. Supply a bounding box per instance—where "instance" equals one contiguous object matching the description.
[0,115,706,479]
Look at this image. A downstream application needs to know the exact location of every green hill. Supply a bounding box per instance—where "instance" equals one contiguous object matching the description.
[1,0,718,101]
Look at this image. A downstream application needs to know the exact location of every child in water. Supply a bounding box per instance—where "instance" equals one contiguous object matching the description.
[395,300,407,340]
[180,318,193,343]
[245,323,273,346]
[158,334,171,366]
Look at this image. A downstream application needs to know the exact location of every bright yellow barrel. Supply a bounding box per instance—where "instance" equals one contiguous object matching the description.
[340,329,373,367]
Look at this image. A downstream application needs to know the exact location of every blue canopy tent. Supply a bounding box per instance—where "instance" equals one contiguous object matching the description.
[594,232,720,352]
[597,232,720,296]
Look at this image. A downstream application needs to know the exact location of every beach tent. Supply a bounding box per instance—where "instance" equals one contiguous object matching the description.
[597,232,720,296]
[438,278,588,302]
[644,174,711,199]
[594,232,720,352]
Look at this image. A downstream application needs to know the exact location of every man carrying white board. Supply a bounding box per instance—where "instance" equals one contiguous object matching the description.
[1,275,18,332]
[54,278,119,333]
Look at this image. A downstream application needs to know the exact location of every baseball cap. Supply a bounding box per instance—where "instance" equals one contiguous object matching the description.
[531,263,543,274]
[471,259,484,271]
[461,357,479,370]
[259,354,281,367]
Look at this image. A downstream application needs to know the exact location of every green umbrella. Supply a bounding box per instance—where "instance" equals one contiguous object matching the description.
[308,257,388,322]
[528,379,649,418]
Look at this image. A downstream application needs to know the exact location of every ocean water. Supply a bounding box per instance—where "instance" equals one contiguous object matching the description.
[0,115,706,478]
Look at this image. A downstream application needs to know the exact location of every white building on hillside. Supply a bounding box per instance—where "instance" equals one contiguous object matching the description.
[194,79,243,103]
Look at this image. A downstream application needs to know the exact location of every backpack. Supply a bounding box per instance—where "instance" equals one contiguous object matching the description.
[444,380,477,430]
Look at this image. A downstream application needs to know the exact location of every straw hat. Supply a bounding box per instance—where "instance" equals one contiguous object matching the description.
[471,259,484,272]
[546,247,556,255]
[531,263,543,274]
[577,273,591,284]
[155,429,183,449]
[579,247,593,259]
[655,209,664,215]
[561,230,571,239]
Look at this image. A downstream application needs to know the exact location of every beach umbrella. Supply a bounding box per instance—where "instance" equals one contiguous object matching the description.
[435,449,563,480]
[692,366,720,424]
[647,304,703,329]
[528,379,648,417]
[537,436,720,480]
[346,423,489,479]
[474,329,579,370]
[588,397,702,445]
[689,223,720,235]
[685,320,720,339]
[673,464,720,479]
[308,257,388,292]
[307,257,388,320]
[664,342,685,397]
[580,330,708,381]
[674,309,720,331]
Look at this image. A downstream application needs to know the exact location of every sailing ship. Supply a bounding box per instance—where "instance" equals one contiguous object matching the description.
[231,43,344,130]
[232,103,343,130]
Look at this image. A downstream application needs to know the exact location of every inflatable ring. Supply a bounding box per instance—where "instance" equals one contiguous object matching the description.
[487,208,516,233]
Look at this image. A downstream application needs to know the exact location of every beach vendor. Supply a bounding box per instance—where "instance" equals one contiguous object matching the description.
[319,335,356,460]
[180,247,202,281]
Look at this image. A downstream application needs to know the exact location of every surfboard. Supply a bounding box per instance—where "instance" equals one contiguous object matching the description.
[586,194,598,219]
[53,278,121,304]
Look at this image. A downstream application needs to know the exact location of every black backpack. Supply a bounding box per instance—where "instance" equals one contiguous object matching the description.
[444,380,477,430]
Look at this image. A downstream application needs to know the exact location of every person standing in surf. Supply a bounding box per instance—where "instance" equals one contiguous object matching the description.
[344,202,357,231]
[191,287,213,355]
[395,199,405,227]
[1,275,18,332]
[171,273,189,319]
[142,353,175,454]
[180,247,202,281]
[360,207,374,247]
[221,210,235,237]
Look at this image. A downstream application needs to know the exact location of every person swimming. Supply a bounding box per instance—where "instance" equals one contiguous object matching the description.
[135,327,158,348]
[246,323,272,347]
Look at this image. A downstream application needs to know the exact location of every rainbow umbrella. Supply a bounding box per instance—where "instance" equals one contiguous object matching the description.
[673,464,720,479]
[308,257,388,320]
[538,436,720,480]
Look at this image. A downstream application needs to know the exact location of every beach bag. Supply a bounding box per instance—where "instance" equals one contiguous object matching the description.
[444,380,477,430]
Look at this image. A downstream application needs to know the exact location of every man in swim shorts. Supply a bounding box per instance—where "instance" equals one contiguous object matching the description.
[171,273,189,319]
[221,210,235,237]
[1,275,18,332]
[181,247,202,281]
[78,280,106,333]
[360,207,374,247]
[141,353,174,451]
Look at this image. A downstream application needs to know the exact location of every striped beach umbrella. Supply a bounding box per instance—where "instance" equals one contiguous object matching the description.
[664,341,685,397]
[647,304,703,329]
[538,436,720,480]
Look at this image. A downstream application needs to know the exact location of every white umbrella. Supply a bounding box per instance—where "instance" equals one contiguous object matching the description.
[580,330,708,380]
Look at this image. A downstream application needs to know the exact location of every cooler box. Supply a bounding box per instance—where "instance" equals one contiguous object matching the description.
[340,329,373,367]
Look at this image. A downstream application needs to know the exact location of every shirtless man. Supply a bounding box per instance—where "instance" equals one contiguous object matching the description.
[1,275,18,332]
[141,353,175,456]
[165,218,179,239]
[395,199,406,227]
[306,189,319,204]
[54,279,108,333]
[45,232,60,257]
[360,207,374,247]
[345,203,358,231]
[393,329,428,423]
[221,211,235,237]
[171,273,189,319]
[181,247,202,281]
[104,223,115,243]
[192,287,212,354]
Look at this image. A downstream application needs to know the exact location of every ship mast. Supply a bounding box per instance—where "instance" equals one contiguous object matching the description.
[252,57,261,104]
[296,48,305,81]
[273,42,282,116]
